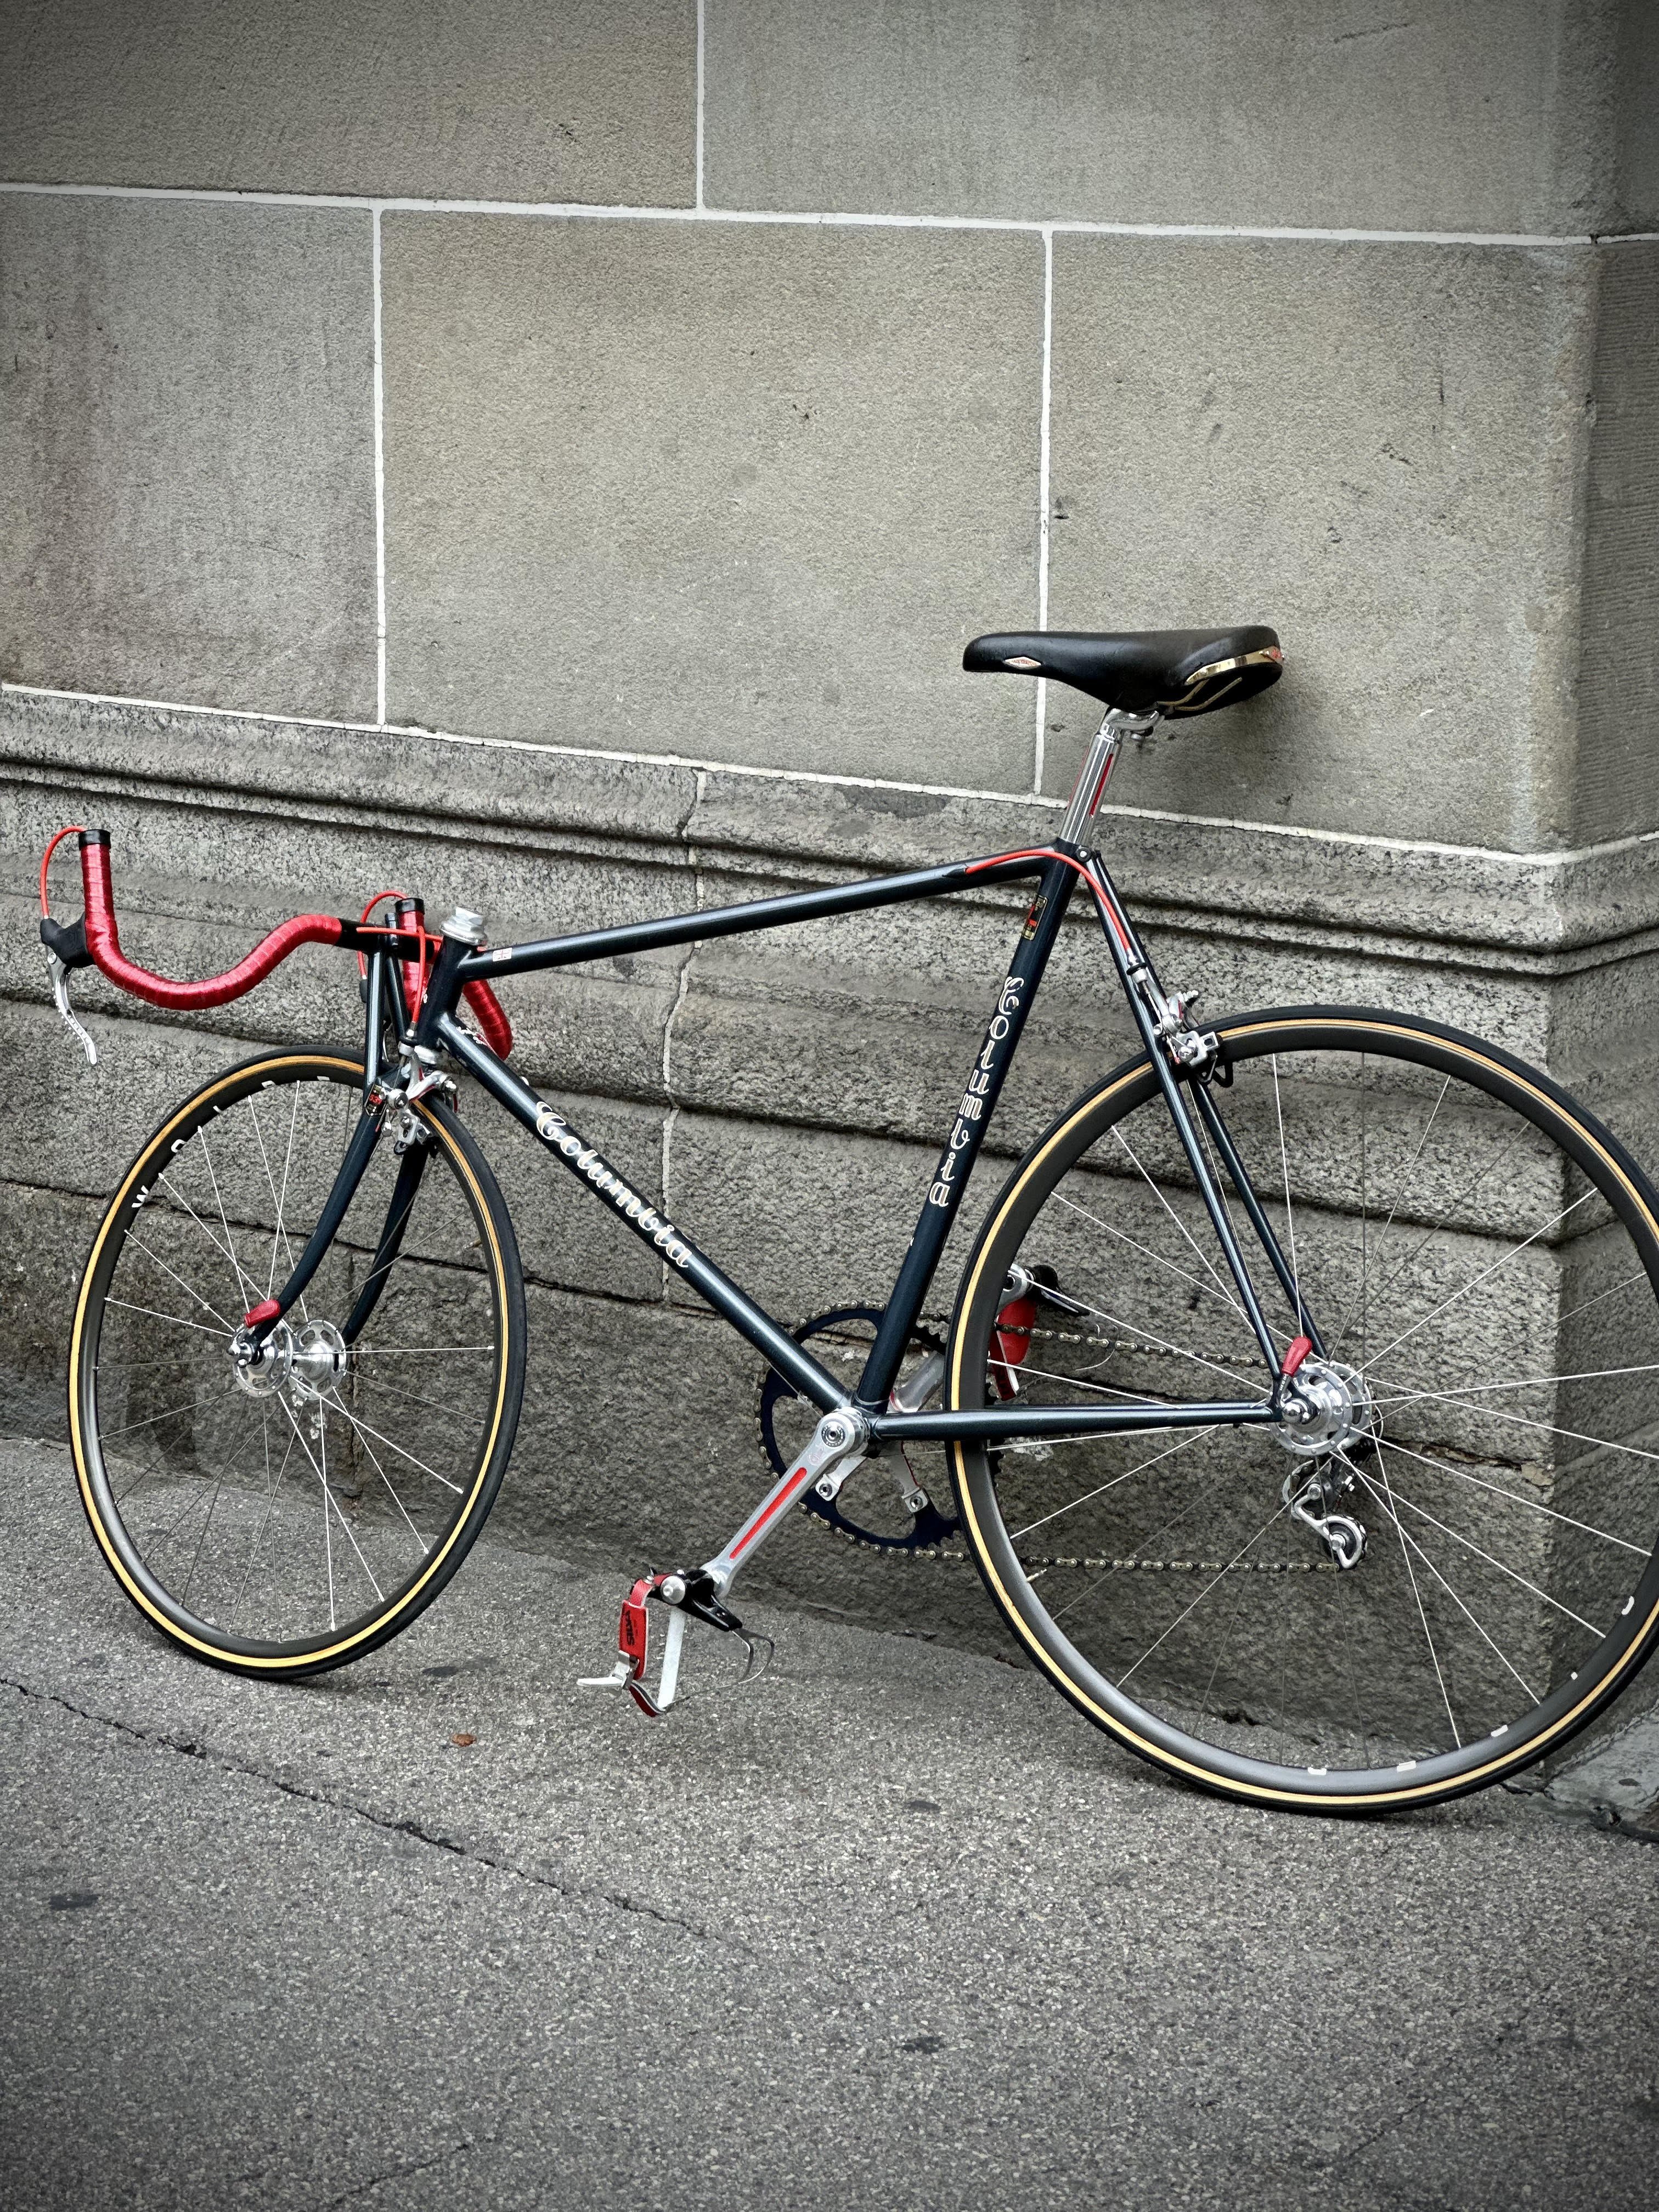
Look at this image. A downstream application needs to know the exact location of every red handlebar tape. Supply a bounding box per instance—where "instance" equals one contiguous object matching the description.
[460,978,513,1058]
[72,831,514,1056]
[79,832,344,1009]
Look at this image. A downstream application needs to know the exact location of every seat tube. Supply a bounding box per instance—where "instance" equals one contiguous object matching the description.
[855,854,1075,1408]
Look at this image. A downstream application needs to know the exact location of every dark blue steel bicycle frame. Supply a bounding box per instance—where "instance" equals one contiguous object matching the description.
[339,839,1298,1454]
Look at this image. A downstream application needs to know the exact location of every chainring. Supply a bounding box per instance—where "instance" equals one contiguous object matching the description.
[757,1304,959,1553]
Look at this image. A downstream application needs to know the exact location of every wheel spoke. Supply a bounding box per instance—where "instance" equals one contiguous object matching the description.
[1116,1499,1293,1689]
[194,1124,261,1307]
[325,1390,431,1554]
[83,1058,511,1664]
[1363,1431,1647,1555]
[122,1237,238,1333]
[1373,1359,1659,1410]
[1345,1454,1541,1706]
[1104,1127,1247,1322]
[1373,1436,1460,1748]
[101,1385,235,1441]
[1053,1188,1246,1324]
[154,1169,259,1308]
[317,1396,463,1494]
[228,1415,295,1627]
[275,1394,383,1615]
[1355,1465,1605,1639]
[103,1297,233,1340]
[1026,1286,1257,1392]
[1011,1429,1214,1541]
[1330,1075,1451,1356]
[950,1025,1659,1796]
[1270,1054,1304,1332]
[1364,1190,1597,1374]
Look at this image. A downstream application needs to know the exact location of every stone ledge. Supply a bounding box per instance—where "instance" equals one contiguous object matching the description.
[8,687,1659,967]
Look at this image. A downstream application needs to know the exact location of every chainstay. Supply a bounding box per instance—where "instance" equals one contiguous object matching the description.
[755,1321,1318,1570]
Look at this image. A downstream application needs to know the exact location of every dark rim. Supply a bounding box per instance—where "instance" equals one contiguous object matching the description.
[72,1052,521,1672]
[949,1008,1659,1809]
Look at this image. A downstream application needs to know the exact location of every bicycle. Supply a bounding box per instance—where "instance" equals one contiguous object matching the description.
[37,623,1659,1813]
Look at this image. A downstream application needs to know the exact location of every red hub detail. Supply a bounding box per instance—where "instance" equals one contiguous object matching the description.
[1281,1334,1314,1379]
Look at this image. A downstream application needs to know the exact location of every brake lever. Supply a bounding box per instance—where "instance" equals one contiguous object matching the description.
[41,937,97,1066]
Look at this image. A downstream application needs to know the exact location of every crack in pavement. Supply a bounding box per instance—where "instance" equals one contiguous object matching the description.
[316,2138,475,2210]
[3,1674,736,1950]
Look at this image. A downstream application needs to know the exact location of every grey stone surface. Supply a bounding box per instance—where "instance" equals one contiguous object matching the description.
[704,0,1646,235]
[1576,242,1659,847]
[0,1184,94,1440]
[1043,234,1598,851]
[13,684,1659,1148]
[665,1109,965,1327]
[16,678,1659,967]
[3,1437,1658,2212]
[0,196,377,721]
[1613,2,1659,230]
[380,213,1044,786]
[2,0,696,206]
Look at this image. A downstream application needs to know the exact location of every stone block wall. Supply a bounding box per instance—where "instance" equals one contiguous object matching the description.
[2,3,1656,1649]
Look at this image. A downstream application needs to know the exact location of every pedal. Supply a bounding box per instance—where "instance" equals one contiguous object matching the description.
[577,1573,687,1717]
[576,1570,768,1717]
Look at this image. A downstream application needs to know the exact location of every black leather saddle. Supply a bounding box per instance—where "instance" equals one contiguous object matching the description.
[963,626,1282,716]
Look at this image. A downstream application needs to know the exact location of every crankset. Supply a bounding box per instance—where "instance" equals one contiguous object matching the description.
[757,1305,959,1552]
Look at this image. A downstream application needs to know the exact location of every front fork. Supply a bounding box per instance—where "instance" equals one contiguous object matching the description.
[237,948,438,1355]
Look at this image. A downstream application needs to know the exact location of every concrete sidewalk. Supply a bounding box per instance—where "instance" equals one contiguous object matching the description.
[3,1434,1657,2212]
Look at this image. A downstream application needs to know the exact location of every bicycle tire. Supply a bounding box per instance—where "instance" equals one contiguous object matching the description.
[70,1047,526,1677]
[946,1007,1659,1811]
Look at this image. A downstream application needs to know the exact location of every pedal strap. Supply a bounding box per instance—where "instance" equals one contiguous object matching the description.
[619,1574,667,1716]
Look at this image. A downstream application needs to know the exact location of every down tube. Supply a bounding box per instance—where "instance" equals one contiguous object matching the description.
[855,855,1075,1408]
[433,1012,849,1412]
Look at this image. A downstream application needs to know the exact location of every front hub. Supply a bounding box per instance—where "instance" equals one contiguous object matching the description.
[231,1319,295,1398]
[230,1317,349,1407]
[290,1319,349,1402]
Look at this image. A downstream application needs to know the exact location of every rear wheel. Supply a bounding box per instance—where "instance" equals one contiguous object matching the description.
[71,1049,526,1675]
[947,1009,1659,1809]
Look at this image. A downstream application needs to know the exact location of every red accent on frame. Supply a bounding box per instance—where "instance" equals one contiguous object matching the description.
[243,1298,282,1329]
[78,836,345,1011]
[1281,1334,1314,1378]
[619,1573,670,1718]
[392,897,429,1026]
[730,1466,812,1559]
[619,1575,654,1669]
[964,847,1134,955]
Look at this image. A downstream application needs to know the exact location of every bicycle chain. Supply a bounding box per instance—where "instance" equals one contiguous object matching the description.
[758,1319,1328,1571]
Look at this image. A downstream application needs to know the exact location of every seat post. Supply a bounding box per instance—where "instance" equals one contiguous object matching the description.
[1057,707,1159,845]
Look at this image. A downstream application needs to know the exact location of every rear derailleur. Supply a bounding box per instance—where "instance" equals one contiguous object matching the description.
[1282,1459,1367,1571]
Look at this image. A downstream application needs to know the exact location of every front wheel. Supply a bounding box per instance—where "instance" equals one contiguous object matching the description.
[947,1009,1659,1810]
[71,1048,526,1675]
